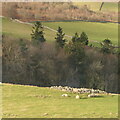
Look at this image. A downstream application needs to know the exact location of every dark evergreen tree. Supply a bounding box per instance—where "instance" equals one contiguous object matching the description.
[65,42,85,67]
[31,21,46,44]
[55,27,66,48]
[72,32,79,43]
[65,41,86,87]
[80,32,89,45]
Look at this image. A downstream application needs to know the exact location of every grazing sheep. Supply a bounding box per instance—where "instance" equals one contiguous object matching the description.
[61,94,68,97]
[73,88,79,93]
[50,86,106,95]
[88,94,99,98]
[76,95,80,99]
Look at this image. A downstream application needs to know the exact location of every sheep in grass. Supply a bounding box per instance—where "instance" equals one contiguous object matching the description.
[88,94,99,98]
[76,95,80,99]
[61,94,69,97]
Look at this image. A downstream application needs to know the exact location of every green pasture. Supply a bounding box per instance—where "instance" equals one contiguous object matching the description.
[2,84,118,118]
[73,2,118,12]
[43,21,118,45]
[2,17,56,42]
[2,17,118,46]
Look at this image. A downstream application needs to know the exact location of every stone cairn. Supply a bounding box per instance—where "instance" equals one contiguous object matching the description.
[50,86,107,94]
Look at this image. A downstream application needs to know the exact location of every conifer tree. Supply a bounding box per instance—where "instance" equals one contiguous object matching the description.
[31,21,46,44]
[55,27,66,48]
[72,32,79,43]
[80,32,89,45]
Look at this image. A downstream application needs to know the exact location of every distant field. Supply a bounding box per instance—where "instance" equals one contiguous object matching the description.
[43,21,118,45]
[2,84,118,118]
[2,17,56,42]
[2,18,32,39]
[73,2,118,12]
[2,17,118,45]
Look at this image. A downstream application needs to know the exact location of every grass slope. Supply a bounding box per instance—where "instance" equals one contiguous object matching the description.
[2,18,32,39]
[2,84,118,118]
[2,17,118,45]
[73,2,118,12]
[43,21,118,45]
[2,17,56,42]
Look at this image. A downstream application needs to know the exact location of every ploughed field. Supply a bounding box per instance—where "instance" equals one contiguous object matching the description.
[2,84,118,118]
[2,17,118,46]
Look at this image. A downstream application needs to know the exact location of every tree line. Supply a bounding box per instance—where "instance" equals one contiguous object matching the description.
[2,22,119,93]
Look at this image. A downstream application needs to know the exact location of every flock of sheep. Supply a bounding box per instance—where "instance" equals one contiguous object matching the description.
[50,86,107,99]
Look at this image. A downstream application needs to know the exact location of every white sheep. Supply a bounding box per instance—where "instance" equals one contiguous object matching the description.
[88,94,99,98]
[76,95,80,99]
[61,94,68,97]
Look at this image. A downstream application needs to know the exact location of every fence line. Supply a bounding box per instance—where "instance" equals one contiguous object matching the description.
[30,19,119,24]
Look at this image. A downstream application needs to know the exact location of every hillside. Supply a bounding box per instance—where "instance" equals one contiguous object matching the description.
[73,2,118,12]
[2,84,118,118]
[2,3,119,119]
[43,21,118,45]
[2,2,118,22]
[2,17,56,42]
[2,17,118,46]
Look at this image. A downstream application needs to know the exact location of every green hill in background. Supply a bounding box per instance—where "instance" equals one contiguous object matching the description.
[73,2,118,12]
[2,17,118,46]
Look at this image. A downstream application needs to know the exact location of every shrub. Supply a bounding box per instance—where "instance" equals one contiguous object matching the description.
[101,38,114,54]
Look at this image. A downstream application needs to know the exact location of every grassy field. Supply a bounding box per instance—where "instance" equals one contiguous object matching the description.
[73,2,118,12]
[43,21,118,45]
[2,17,56,42]
[2,17,118,45]
[2,84,118,118]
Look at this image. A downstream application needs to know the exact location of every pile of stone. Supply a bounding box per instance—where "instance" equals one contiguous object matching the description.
[50,86,106,94]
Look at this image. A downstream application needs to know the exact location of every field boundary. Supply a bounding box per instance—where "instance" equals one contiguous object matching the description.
[30,19,119,24]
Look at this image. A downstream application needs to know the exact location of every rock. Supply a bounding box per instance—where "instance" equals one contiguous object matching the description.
[43,113,48,116]
[109,112,112,115]
[76,95,80,99]
[61,94,68,97]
